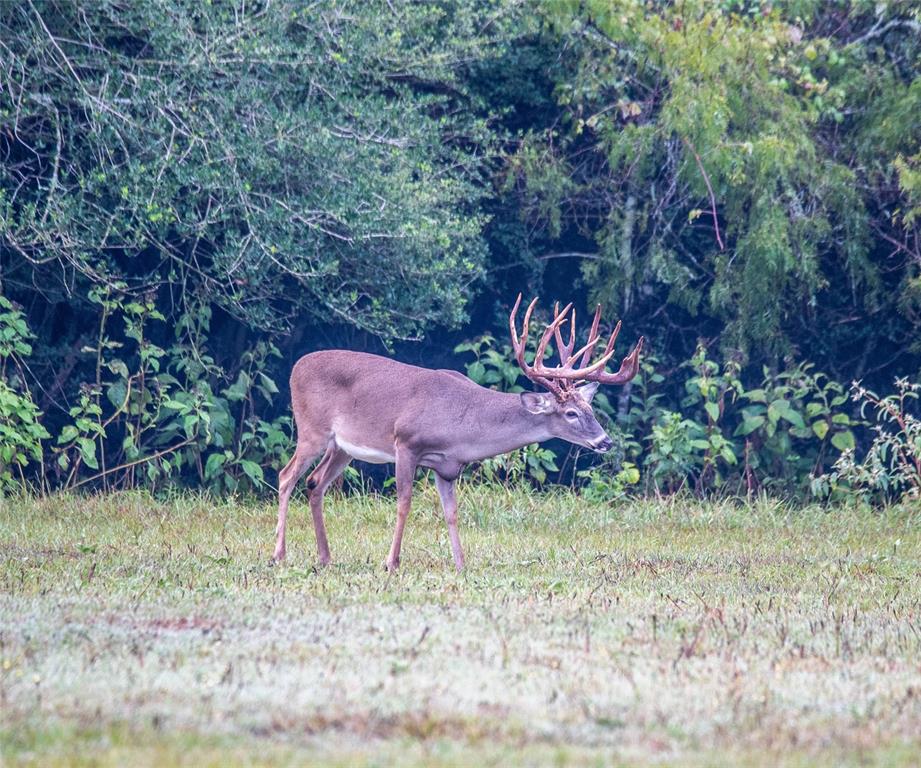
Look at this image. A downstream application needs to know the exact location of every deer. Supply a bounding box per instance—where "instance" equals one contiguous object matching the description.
[273,295,643,572]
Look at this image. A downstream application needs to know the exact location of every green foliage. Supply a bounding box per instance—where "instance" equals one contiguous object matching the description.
[0,378,48,491]
[473,443,560,487]
[0,1,918,499]
[455,335,525,392]
[647,411,735,493]
[736,363,858,492]
[0,297,49,491]
[510,1,919,365]
[0,296,34,360]
[589,344,865,498]
[40,285,289,493]
[0,0,514,339]
[577,459,640,502]
[813,378,921,504]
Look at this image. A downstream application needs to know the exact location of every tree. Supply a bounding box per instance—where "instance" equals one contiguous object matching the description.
[505,0,920,377]
[0,0,521,338]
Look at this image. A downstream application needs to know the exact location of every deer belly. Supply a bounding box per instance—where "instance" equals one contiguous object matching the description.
[334,435,395,464]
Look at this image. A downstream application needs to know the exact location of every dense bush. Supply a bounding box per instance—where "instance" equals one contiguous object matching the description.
[0,297,48,490]
[0,1,919,501]
[1,1,505,338]
[813,378,921,503]
[454,330,876,500]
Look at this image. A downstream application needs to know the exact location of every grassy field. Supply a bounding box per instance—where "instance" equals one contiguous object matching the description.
[1,484,920,766]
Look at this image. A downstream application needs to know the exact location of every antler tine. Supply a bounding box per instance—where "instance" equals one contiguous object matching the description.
[583,336,645,385]
[509,293,523,349]
[578,305,604,368]
[553,303,577,367]
[509,293,538,360]
[568,334,602,368]
[536,301,571,368]
[510,295,643,392]
[509,294,563,395]
[602,320,622,359]
[571,320,621,376]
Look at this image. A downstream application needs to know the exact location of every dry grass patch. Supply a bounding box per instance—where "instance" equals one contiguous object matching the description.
[1,488,920,766]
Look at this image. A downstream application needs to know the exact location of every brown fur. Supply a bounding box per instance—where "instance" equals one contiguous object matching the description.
[273,350,613,571]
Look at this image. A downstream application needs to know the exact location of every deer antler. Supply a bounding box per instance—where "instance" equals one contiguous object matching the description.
[509,294,644,399]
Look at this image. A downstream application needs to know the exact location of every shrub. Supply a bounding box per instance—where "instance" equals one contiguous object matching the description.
[812,379,921,504]
[0,297,49,491]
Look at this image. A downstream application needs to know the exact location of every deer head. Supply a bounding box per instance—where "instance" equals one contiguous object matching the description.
[509,294,644,453]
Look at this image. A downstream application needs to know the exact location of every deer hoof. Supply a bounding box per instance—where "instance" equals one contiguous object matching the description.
[384,557,400,572]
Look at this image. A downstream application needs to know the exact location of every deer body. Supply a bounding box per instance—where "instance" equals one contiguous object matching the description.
[274,297,643,572]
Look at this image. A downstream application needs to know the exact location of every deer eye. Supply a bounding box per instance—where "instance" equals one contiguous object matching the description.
[564,410,579,420]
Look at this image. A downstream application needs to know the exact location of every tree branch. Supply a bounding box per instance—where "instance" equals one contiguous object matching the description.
[682,137,724,251]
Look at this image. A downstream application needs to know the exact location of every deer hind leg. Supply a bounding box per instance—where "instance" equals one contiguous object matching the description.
[306,447,351,566]
[385,447,417,572]
[435,473,465,572]
[274,438,325,563]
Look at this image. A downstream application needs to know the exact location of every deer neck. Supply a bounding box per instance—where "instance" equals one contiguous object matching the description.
[465,391,553,461]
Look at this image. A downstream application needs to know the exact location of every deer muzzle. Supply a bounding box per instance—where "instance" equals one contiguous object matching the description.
[590,435,614,453]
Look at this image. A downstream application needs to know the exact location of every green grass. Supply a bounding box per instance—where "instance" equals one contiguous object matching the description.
[2,485,920,766]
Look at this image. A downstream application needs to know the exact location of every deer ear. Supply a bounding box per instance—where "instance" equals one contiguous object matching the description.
[520,391,555,414]
[576,381,600,403]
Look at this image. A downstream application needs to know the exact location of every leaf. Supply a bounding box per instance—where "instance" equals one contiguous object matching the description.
[704,402,720,422]
[771,399,805,429]
[830,430,855,452]
[183,413,199,438]
[466,361,486,383]
[77,437,98,469]
[106,359,130,378]
[58,425,79,444]
[734,415,765,436]
[106,380,128,409]
[205,452,226,479]
[239,459,264,486]
[122,435,140,460]
[224,372,251,402]
[258,372,279,395]
[812,420,829,440]
[805,402,824,418]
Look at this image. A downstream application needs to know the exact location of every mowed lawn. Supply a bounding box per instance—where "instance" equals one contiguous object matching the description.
[1,486,920,767]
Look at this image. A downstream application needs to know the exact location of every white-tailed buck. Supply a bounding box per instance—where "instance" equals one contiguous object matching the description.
[273,295,643,571]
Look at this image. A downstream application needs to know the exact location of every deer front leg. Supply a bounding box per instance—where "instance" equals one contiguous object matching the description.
[435,473,464,571]
[385,447,417,572]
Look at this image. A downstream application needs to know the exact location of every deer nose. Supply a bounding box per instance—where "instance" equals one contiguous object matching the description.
[591,436,614,453]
